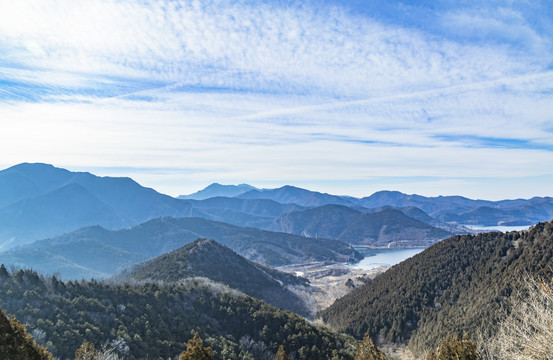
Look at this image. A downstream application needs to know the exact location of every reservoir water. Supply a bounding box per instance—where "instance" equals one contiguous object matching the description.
[350,247,426,270]
[349,226,532,271]
[462,224,530,233]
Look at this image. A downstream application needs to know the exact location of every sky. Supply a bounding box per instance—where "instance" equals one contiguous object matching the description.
[1,0,552,200]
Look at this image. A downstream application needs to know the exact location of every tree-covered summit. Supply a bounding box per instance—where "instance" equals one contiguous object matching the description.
[320,220,553,355]
[118,238,311,316]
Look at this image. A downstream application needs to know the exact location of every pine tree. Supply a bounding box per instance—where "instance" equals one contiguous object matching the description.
[354,332,386,360]
[426,334,481,360]
[274,345,291,360]
[0,264,9,278]
[75,340,99,360]
[0,309,53,360]
[179,333,214,360]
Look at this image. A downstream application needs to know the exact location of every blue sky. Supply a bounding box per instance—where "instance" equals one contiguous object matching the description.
[1,0,552,200]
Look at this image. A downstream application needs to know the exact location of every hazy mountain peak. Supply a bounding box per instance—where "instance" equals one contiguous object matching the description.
[1,162,73,197]
[179,182,257,200]
[0,163,195,249]
[8,162,61,172]
[371,190,404,195]
[185,237,218,252]
[238,185,355,207]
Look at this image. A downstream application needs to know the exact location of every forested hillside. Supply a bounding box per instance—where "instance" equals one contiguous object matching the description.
[0,266,357,360]
[0,308,53,359]
[320,220,553,354]
[118,238,312,316]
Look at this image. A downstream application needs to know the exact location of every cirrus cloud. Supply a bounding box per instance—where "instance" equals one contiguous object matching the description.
[0,0,552,200]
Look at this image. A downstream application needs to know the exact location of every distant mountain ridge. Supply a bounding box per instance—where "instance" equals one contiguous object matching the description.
[238,185,355,207]
[1,163,551,254]
[357,190,553,226]
[119,238,312,316]
[179,183,257,200]
[225,185,552,227]
[0,163,457,252]
[0,163,200,249]
[0,217,361,280]
[182,196,305,229]
[270,205,451,247]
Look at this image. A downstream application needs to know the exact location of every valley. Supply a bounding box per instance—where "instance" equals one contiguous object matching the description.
[280,261,386,315]
[2,1,551,358]
[1,164,552,359]
[278,247,428,316]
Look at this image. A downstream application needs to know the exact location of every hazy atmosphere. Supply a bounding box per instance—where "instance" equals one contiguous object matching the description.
[1,0,552,199]
[3,3,553,359]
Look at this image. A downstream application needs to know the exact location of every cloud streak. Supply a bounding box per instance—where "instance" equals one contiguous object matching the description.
[1,0,549,98]
[0,0,552,199]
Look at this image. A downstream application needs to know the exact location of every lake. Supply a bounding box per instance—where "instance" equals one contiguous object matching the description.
[462,224,531,233]
[350,247,426,270]
[349,225,533,271]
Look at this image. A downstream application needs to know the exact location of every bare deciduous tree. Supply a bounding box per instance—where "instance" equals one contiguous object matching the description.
[483,274,553,360]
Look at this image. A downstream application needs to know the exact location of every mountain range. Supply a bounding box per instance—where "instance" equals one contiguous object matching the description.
[0,163,456,253]
[0,163,199,249]
[1,162,552,260]
[1,162,553,359]
[357,191,553,226]
[269,205,451,247]
[0,216,360,280]
[185,183,553,227]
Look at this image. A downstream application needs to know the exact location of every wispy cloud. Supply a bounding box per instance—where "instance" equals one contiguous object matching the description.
[1,0,548,99]
[0,0,552,199]
[440,6,551,53]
